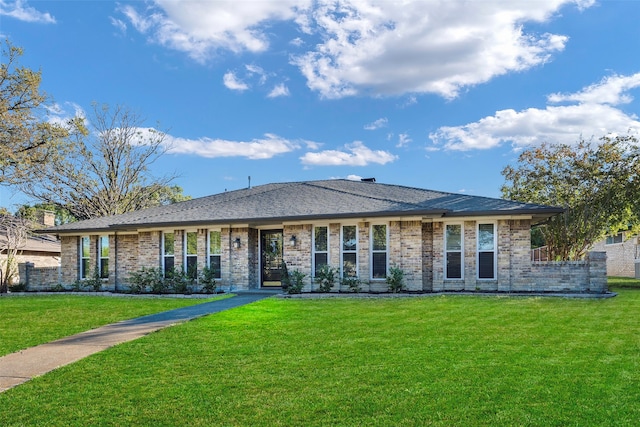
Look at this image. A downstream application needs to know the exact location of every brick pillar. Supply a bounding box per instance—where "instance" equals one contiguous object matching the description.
[587,251,608,293]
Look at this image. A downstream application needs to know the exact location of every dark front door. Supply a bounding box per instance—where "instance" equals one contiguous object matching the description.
[261,230,283,287]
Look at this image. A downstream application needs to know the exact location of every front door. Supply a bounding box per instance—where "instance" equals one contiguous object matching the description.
[261,230,283,287]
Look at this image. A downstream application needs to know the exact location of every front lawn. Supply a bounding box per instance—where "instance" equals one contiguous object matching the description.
[1,283,639,426]
[0,295,222,356]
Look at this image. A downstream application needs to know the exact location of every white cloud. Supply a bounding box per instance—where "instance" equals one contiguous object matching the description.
[364,117,388,130]
[0,0,55,23]
[110,16,127,34]
[223,72,249,91]
[292,0,592,99]
[119,0,309,61]
[267,83,290,98]
[166,133,300,159]
[346,174,363,181]
[397,133,412,148]
[300,141,397,166]
[121,1,592,99]
[429,71,640,150]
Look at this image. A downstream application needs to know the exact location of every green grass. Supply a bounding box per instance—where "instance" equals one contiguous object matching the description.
[1,283,639,425]
[0,294,224,356]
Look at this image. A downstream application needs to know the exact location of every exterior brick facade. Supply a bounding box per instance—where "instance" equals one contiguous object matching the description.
[27,217,608,294]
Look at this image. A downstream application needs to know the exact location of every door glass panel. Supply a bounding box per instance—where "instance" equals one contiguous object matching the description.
[261,230,283,286]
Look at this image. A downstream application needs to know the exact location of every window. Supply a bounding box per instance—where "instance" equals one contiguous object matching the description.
[313,226,328,276]
[185,231,197,280]
[163,232,175,277]
[371,224,387,279]
[477,223,496,280]
[80,236,90,279]
[445,224,462,279]
[208,230,222,279]
[606,232,624,245]
[342,225,357,277]
[99,236,109,279]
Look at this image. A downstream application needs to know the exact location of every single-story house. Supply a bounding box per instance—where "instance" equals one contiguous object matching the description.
[40,179,607,293]
[592,231,639,278]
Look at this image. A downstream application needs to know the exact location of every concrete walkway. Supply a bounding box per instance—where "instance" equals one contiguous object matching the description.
[0,291,278,393]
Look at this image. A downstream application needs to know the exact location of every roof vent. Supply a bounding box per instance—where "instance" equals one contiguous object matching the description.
[361,177,376,183]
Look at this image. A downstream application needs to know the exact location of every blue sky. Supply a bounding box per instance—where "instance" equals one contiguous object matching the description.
[1,0,640,209]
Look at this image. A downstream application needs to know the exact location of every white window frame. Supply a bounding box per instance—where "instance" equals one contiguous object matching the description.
[445,223,464,280]
[477,222,497,280]
[99,236,109,279]
[184,231,198,279]
[79,236,90,280]
[162,231,175,277]
[341,224,358,278]
[207,230,222,279]
[313,225,329,277]
[370,223,388,280]
[605,232,624,245]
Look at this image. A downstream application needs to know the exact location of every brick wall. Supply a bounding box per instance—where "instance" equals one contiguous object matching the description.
[592,235,636,278]
[529,252,607,293]
[17,263,61,290]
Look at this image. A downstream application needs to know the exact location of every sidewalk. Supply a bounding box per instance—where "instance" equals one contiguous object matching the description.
[0,291,278,393]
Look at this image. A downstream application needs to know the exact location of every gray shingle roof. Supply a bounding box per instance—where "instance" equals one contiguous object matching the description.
[43,179,563,234]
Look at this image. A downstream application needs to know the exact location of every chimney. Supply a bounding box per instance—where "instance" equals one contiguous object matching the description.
[38,210,56,227]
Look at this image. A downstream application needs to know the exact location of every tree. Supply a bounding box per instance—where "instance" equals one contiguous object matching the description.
[15,203,76,226]
[0,214,29,293]
[0,39,74,184]
[501,136,640,260]
[19,103,182,220]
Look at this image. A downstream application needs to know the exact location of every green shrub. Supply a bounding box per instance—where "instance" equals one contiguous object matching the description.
[199,265,218,294]
[286,270,306,294]
[85,268,103,292]
[127,267,163,294]
[49,283,66,292]
[386,266,405,293]
[341,275,362,293]
[8,282,27,292]
[71,279,86,292]
[314,265,337,292]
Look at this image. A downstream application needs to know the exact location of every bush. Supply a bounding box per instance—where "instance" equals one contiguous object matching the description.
[8,282,27,292]
[165,267,192,294]
[49,283,66,292]
[314,265,337,292]
[341,275,361,293]
[386,266,405,293]
[280,261,290,292]
[286,270,306,294]
[85,267,103,292]
[128,267,163,294]
[199,265,218,294]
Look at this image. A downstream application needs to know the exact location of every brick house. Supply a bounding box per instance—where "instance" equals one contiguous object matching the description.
[40,179,607,293]
[592,231,639,278]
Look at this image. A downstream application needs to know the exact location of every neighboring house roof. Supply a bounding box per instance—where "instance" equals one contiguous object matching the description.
[0,232,61,254]
[41,179,564,234]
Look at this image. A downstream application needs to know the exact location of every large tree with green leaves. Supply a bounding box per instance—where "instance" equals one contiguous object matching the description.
[0,39,74,184]
[19,103,187,220]
[501,136,640,261]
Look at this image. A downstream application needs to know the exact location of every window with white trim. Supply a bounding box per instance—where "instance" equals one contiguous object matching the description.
[99,236,109,279]
[80,236,90,279]
[208,230,222,279]
[606,232,624,245]
[313,226,328,276]
[162,232,175,277]
[477,223,496,280]
[371,224,388,279]
[445,224,463,279]
[342,225,357,277]
[185,231,197,280]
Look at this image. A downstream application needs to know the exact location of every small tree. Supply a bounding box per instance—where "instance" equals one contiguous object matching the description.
[0,215,29,293]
